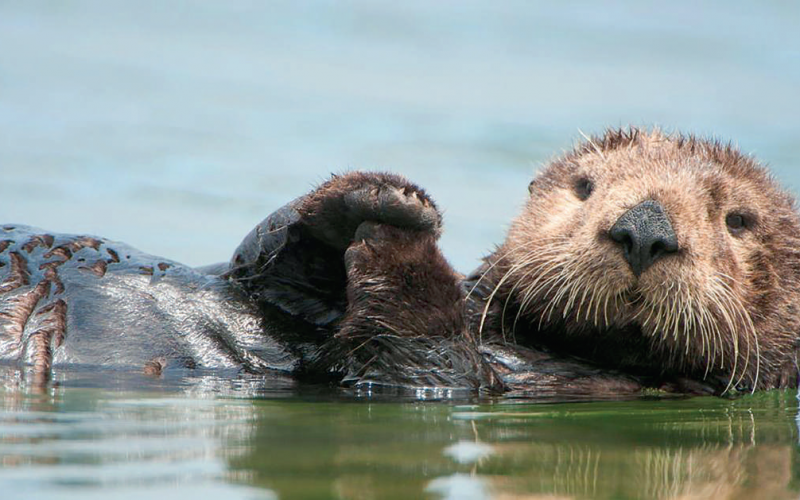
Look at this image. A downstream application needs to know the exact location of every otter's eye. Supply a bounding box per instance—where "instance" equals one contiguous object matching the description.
[574,178,594,201]
[726,213,749,235]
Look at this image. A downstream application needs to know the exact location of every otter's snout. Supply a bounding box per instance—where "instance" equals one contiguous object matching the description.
[609,200,678,277]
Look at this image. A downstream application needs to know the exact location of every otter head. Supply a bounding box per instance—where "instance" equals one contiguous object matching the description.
[499,128,800,392]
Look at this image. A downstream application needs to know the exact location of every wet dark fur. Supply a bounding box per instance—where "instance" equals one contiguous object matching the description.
[0,225,297,381]
[3,128,798,397]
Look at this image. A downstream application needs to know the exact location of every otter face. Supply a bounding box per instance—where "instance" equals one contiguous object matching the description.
[500,129,800,391]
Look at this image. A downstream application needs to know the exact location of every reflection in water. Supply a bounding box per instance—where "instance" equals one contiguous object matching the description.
[1,365,799,499]
[428,474,491,500]
[443,440,495,465]
[458,394,799,499]
[223,391,800,499]
[456,443,796,500]
[0,367,276,500]
[437,393,800,500]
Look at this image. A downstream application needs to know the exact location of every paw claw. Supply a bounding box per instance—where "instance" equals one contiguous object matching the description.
[301,172,442,249]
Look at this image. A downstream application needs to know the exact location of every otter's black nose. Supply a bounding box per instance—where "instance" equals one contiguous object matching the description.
[609,200,678,277]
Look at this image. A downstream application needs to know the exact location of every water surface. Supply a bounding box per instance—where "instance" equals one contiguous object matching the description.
[2,368,798,499]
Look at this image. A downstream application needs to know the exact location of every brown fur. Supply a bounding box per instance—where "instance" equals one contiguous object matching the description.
[298,172,442,249]
[476,128,800,393]
[325,222,495,388]
[143,357,167,377]
[311,128,800,395]
[294,174,497,388]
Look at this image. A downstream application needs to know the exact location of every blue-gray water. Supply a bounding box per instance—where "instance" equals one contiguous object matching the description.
[1,1,800,499]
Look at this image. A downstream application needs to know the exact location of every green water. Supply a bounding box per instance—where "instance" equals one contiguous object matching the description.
[2,367,798,500]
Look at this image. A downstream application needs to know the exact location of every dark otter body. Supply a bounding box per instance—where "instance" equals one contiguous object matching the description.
[3,129,799,397]
[0,225,297,380]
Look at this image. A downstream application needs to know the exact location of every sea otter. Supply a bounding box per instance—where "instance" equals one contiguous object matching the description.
[1,128,798,396]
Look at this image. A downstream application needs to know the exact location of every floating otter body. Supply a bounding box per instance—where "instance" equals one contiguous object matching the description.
[2,129,798,396]
[0,226,298,384]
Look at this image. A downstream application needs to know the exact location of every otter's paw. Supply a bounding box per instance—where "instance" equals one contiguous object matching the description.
[314,222,488,389]
[341,221,464,339]
[298,172,441,249]
[343,221,420,277]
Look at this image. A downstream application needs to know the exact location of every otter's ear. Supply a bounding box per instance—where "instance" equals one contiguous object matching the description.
[528,179,537,194]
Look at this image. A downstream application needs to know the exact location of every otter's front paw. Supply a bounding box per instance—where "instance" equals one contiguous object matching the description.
[341,221,464,338]
[313,221,489,389]
[298,172,441,249]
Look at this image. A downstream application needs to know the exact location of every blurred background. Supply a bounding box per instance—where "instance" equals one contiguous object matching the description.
[1,1,798,273]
